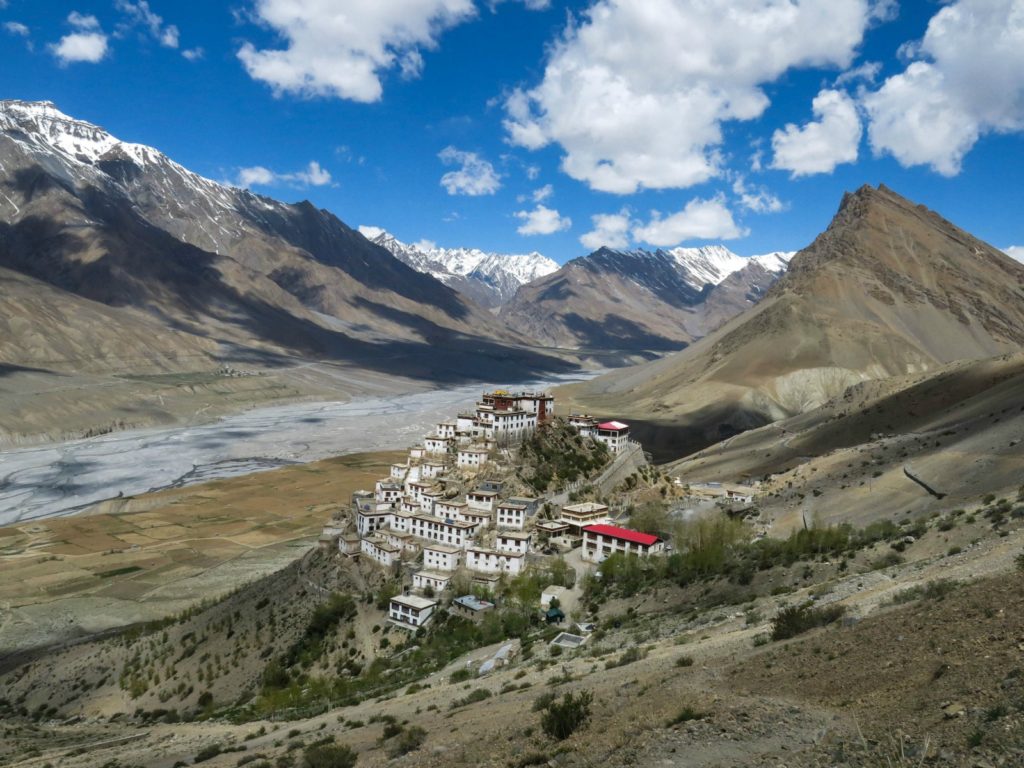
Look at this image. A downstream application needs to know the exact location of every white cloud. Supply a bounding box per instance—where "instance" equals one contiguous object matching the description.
[580,210,631,251]
[182,47,204,61]
[412,239,438,251]
[4,21,30,37]
[834,60,881,87]
[116,2,181,48]
[504,0,874,194]
[490,0,552,9]
[68,12,101,31]
[771,89,862,177]
[515,204,571,236]
[633,197,746,247]
[236,160,332,188]
[237,0,476,103]
[50,12,108,65]
[438,146,501,196]
[1004,246,1024,263]
[864,0,1024,176]
[732,176,785,214]
[531,184,553,203]
[525,165,540,181]
[869,0,899,23]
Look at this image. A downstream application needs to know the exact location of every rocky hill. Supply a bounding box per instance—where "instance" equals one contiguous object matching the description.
[560,185,1024,456]
[500,246,791,351]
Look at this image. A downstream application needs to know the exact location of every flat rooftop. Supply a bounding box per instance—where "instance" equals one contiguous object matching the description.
[391,594,438,610]
[453,594,495,611]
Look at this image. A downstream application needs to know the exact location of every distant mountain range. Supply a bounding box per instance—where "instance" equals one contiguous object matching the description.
[500,246,793,351]
[360,227,558,309]
[562,184,1024,457]
[0,100,572,382]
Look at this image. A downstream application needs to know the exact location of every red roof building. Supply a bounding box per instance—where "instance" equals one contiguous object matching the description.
[582,524,664,563]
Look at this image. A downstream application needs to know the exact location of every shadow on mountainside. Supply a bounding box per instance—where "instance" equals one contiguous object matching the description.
[0,181,579,385]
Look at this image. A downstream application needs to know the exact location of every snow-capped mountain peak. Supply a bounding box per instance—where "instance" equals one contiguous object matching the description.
[665,245,747,289]
[748,250,796,273]
[0,99,164,168]
[360,227,558,308]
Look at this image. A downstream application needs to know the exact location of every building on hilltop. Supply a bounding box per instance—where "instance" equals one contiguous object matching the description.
[560,501,611,534]
[412,570,451,594]
[596,421,631,453]
[568,414,599,437]
[451,594,495,623]
[389,594,437,629]
[581,524,664,563]
[465,545,525,575]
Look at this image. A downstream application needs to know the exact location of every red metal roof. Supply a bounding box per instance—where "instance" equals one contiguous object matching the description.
[597,420,629,431]
[583,524,660,546]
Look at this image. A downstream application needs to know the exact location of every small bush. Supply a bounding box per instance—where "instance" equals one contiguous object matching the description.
[770,603,845,641]
[388,725,427,757]
[666,706,704,726]
[302,743,357,768]
[194,744,223,763]
[539,691,593,740]
[889,579,960,605]
[532,691,557,712]
[604,646,644,669]
[675,656,695,668]
[449,668,474,684]
[450,688,492,709]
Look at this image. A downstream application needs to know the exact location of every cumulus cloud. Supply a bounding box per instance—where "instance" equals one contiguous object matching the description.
[864,0,1024,176]
[580,210,632,251]
[515,204,571,236]
[1004,246,1024,263]
[238,0,476,102]
[633,197,746,247]
[236,161,332,188]
[504,0,874,194]
[771,89,862,177]
[732,176,785,214]
[4,21,29,37]
[439,146,501,196]
[50,13,108,65]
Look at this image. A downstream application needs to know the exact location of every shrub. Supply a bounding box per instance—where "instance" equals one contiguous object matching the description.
[1016,552,1024,573]
[539,691,593,740]
[302,743,357,768]
[450,688,492,709]
[194,744,223,763]
[449,668,474,684]
[531,691,557,712]
[604,646,644,669]
[665,706,704,726]
[388,725,426,757]
[889,579,960,605]
[770,603,845,641]
[675,656,694,668]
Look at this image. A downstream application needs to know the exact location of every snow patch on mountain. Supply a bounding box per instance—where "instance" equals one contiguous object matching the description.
[361,227,558,307]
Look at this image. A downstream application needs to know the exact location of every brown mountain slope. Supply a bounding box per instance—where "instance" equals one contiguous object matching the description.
[500,247,788,352]
[0,100,573,382]
[560,185,1024,458]
[671,352,1024,527]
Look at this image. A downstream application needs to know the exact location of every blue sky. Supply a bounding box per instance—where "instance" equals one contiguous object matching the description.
[2,1,1023,264]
